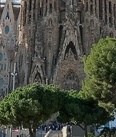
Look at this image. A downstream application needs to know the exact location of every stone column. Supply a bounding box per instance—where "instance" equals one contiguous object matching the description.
[31,0,34,24]
[110,2,113,27]
[20,0,25,27]
[102,0,105,22]
[106,1,109,25]
[112,2,114,27]
[26,0,30,23]
[96,0,99,18]
[88,0,90,14]
[47,0,50,15]
[36,0,39,20]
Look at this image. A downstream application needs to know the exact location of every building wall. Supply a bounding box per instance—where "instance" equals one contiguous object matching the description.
[18,0,116,90]
[0,0,20,94]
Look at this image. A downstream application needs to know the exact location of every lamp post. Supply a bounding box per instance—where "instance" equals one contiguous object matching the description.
[10,62,17,137]
[11,62,17,91]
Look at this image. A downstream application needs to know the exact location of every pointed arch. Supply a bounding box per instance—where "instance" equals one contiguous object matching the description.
[64,41,78,60]
[34,72,42,83]
[30,64,43,83]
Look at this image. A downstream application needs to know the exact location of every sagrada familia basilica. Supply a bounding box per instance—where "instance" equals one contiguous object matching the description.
[0,0,116,97]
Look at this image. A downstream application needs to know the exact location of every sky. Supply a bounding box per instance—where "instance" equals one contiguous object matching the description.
[1,0,21,3]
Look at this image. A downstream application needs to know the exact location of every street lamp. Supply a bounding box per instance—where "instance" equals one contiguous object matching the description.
[11,63,17,90]
[10,62,17,137]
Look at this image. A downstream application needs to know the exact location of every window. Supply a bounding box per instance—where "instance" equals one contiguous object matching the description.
[29,0,32,12]
[49,3,52,14]
[54,2,57,11]
[104,0,107,24]
[1,64,3,70]
[33,0,36,10]
[99,0,103,20]
[4,64,6,70]
[109,1,112,14]
[90,0,93,15]
[85,1,88,12]
[95,0,97,16]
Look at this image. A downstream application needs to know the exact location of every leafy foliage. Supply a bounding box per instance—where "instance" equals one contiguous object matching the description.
[58,90,112,126]
[81,37,116,108]
[0,83,62,137]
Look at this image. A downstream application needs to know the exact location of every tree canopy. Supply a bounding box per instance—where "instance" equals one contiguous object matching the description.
[0,83,62,137]
[58,90,112,137]
[80,37,116,110]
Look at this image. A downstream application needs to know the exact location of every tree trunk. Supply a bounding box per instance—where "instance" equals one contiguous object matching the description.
[109,130,111,137]
[84,124,88,137]
[104,133,106,137]
[29,127,36,137]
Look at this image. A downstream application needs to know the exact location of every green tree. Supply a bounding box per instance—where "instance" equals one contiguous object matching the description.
[81,37,116,110]
[0,83,61,137]
[58,90,112,137]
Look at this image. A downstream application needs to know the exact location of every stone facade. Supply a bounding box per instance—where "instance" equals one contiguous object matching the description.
[17,0,116,91]
[0,0,20,95]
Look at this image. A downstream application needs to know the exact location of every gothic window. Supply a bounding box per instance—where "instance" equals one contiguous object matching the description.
[72,0,74,5]
[40,8,42,16]
[90,0,93,15]
[100,27,102,34]
[95,0,97,17]
[49,3,52,14]
[64,41,77,60]
[110,32,113,37]
[4,64,6,70]
[109,17,112,27]
[34,72,42,83]
[104,0,107,24]
[45,6,47,16]
[114,4,116,28]
[109,1,112,14]
[99,0,103,20]
[34,0,36,10]
[59,25,63,45]
[79,25,84,54]
[108,2,113,27]
[29,0,32,22]
[39,2,43,16]
[59,0,65,23]
[33,0,36,20]
[29,0,32,12]
[85,1,88,12]
[54,2,57,11]
[5,12,10,19]
[64,41,78,60]
[0,53,3,61]
[0,64,3,70]
[113,4,116,19]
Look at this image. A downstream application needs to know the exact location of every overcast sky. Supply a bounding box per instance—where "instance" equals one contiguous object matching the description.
[1,0,21,3]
